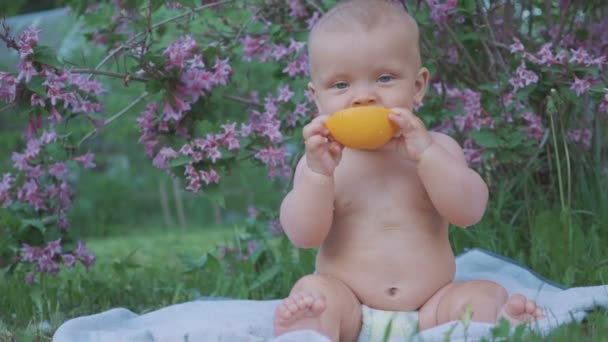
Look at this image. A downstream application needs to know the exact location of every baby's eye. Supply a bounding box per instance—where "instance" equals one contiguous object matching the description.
[333,81,349,89]
[378,75,394,83]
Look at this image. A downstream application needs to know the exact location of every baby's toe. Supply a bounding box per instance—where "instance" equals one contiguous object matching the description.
[525,300,537,314]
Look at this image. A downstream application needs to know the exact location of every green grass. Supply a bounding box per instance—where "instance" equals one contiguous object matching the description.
[1,172,608,341]
[0,226,235,341]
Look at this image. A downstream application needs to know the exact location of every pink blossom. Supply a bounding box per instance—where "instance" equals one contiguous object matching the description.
[462,138,483,166]
[240,35,269,61]
[533,43,555,65]
[17,26,41,58]
[509,62,539,92]
[21,244,43,263]
[0,72,18,103]
[276,85,294,103]
[271,44,290,61]
[25,139,41,159]
[218,123,240,151]
[152,147,178,169]
[17,179,45,211]
[0,173,15,207]
[58,181,72,209]
[178,69,215,102]
[287,39,306,55]
[307,12,321,30]
[163,100,182,122]
[304,88,315,103]
[17,61,37,83]
[569,47,591,65]
[268,219,284,236]
[554,50,568,64]
[40,130,58,144]
[49,107,63,123]
[287,0,307,18]
[37,254,59,275]
[166,2,185,9]
[73,241,96,270]
[240,123,253,137]
[521,111,544,140]
[188,54,205,68]
[248,206,258,218]
[213,57,232,86]
[48,162,68,179]
[254,146,289,168]
[570,76,590,96]
[61,254,77,268]
[566,128,592,150]
[509,37,525,54]
[11,152,29,171]
[28,165,43,179]
[185,164,201,192]
[199,168,220,185]
[164,35,198,70]
[73,152,96,169]
[426,0,457,24]
[44,239,62,257]
[282,54,308,77]
[31,93,45,107]
[446,47,459,64]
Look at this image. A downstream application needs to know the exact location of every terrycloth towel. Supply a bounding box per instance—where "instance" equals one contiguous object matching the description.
[53,248,608,342]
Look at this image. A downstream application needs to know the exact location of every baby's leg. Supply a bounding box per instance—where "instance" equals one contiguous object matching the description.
[273,274,362,342]
[419,280,544,330]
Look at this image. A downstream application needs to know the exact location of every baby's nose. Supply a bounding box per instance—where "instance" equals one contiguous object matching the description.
[352,94,378,106]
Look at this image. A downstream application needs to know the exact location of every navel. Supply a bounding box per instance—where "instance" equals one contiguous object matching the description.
[387,287,399,296]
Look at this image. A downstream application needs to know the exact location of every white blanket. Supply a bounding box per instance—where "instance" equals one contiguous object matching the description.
[53,248,608,341]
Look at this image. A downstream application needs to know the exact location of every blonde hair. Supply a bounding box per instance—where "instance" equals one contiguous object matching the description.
[308,0,421,73]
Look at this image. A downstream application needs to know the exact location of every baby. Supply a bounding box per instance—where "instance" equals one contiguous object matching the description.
[273,0,544,341]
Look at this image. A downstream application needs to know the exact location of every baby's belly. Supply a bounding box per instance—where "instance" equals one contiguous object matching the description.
[316,224,455,311]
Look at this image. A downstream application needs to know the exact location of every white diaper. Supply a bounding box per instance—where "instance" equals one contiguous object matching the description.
[357,305,420,342]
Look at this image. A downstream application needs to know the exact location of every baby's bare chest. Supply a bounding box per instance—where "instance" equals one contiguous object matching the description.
[333,152,431,215]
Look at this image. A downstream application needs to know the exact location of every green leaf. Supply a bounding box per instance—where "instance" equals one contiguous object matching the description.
[504,130,527,148]
[248,264,281,291]
[32,46,62,69]
[478,82,499,95]
[202,253,222,274]
[169,156,193,167]
[469,130,504,148]
[19,219,46,232]
[145,80,165,94]
[25,76,46,96]
[204,185,225,209]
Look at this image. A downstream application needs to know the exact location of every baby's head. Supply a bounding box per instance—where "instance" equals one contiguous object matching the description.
[307,0,428,115]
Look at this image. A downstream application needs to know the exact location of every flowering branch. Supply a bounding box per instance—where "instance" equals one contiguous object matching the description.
[0,18,19,50]
[440,22,488,83]
[79,92,149,146]
[475,0,508,75]
[94,0,235,72]
[70,69,149,83]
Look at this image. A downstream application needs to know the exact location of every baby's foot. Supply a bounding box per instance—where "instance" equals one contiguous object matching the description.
[274,291,326,336]
[498,294,544,326]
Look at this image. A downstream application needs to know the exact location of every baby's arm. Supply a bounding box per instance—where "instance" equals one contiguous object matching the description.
[280,157,335,248]
[417,132,488,227]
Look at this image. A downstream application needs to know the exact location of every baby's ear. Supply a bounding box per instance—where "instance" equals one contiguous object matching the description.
[414,67,429,105]
[308,82,322,112]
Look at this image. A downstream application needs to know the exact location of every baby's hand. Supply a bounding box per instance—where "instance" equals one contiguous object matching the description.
[303,115,344,176]
[388,108,433,161]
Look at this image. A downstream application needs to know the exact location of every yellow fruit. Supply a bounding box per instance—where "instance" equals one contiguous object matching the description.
[324,106,396,150]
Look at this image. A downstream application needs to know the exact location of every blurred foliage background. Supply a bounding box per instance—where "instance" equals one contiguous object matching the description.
[0,0,286,239]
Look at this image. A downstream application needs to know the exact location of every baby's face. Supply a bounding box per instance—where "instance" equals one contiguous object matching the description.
[308,25,427,116]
